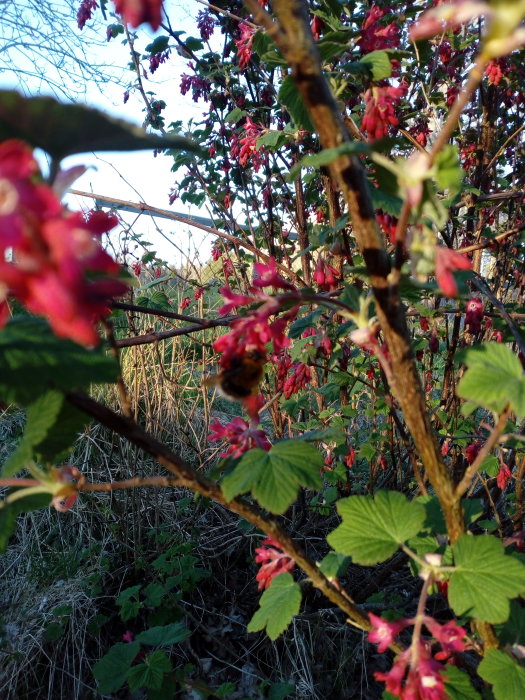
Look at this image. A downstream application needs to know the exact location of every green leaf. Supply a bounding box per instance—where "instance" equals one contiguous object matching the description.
[221,441,323,514]
[224,107,246,123]
[117,585,142,622]
[0,90,198,160]
[318,552,350,579]
[497,600,525,647]
[247,573,302,640]
[478,650,525,700]
[135,623,190,646]
[360,50,394,80]
[145,36,170,54]
[3,391,87,477]
[457,342,525,417]
[256,130,288,150]
[435,145,463,198]
[0,492,51,553]
[278,76,315,132]
[93,641,141,694]
[481,455,500,477]
[294,426,347,446]
[442,665,482,700]
[327,491,426,565]
[288,310,323,339]
[288,141,369,181]
[268,681,296,700]
[449,535,525,623]
[0,317,118,406]
[127,650,172,692]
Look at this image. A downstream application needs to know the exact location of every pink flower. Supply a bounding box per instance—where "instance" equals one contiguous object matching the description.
[497,463,512,490]
[1,180,128,346]
[405,653,447,700]
[238,117,264,171]
[465,297,483,334]
[426,619,467,660]
[410,1,490,42]
[77,0,98,30]
[359,5,400,54]
[313,257,340,291]
[435,247,471,297]
[122,630,135,643]
[217,287,255,315]
[254,537,295,590]
[235,22,256,70]
[311,15,324,41]
[375,650,409,696]
[194,287,204,301]
[367,613,407,653]
[345,447,356,469]
[180,297,191,310]
[362,83,407,142]
[253,257,296,291]
[465,441,481,464]
[283,362,311,399]
[211,244,222,261]
[113,0,163,30]
[209,416,271,459]
[197,10,215,41]
[50,465,83,512]
[377,211,398,244]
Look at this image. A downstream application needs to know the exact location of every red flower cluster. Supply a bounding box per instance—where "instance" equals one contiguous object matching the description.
[0,140,127,346]
[345,447,356,469]
[313,256,340,291]
[359,5,400,54]
[214,259,297,374]
[238,117,265,171]
[369,613,466,699]
[77,0,98,30]
[283,362,311,399]
[197,10,216,41]
[464,441,481,465]
[497,462,512,490]
[465,297,483,334]
[362,83,407,142]
[235,22,256,70]
[113,0,163,30]
[486,59,504,85]
[377,211,398,244]
[254,537,295,590]
[434,247,471,297]
[209,416,271,459]
[149,50,170,74]
[194,286,204,301]
[180,297,191,310]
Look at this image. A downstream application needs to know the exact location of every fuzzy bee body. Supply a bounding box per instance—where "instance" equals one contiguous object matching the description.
[203,351,265,400]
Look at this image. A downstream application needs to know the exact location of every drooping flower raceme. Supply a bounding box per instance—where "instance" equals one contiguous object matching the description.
[254,537,295,590]
[0,139,128,345]
[208,416,271,459]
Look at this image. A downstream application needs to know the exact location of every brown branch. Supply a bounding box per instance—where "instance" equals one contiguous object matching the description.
[112,301,237,327]
[66,390,383,642]
[245,0,464,542]
[114,320,229,348]
[69,189,304,285]
[457,223,525,255]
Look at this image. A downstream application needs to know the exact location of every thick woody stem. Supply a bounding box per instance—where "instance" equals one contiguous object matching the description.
[66,391,387,642]
[245,0,464,542]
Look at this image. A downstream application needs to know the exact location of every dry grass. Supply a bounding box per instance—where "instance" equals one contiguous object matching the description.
[0,302,378,699]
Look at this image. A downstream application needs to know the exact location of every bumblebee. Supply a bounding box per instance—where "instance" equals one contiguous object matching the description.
[203,350,265,400]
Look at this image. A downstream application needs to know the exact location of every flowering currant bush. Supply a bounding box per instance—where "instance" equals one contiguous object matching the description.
[2,0,525,698]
